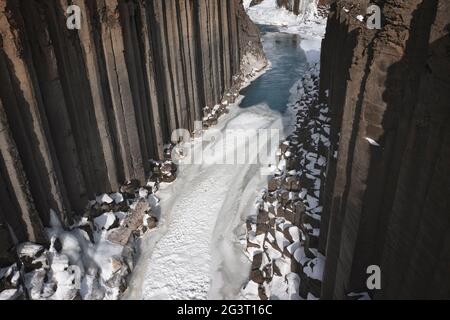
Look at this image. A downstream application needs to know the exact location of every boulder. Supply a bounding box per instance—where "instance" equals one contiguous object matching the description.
[120,180,140,196]
[17,243,46,273]
[108,200,150,246]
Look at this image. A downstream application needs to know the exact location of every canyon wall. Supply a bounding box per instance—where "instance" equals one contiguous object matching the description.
[0,0,264,266]
[319,0,450,299]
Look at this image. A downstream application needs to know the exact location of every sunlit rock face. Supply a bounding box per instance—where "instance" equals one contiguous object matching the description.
[0,0,265,252]
[318,0,450,300]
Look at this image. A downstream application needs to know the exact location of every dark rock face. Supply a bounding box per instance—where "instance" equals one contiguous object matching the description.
[0,221,15,267]
[319,0,450,299]
[0,0,264,257]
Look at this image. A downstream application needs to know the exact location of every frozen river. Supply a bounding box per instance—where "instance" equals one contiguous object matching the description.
[124,26,308,300]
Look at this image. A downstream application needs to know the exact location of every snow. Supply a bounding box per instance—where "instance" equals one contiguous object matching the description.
[365,137,381,147]
[241,280,260,300]
[96,193,114,205]
[238,12,329,298]
[1,0,330,302]
[245,0,326,38]
[94,213,117,233]
[111,192,124,204]
[17,243,44,259]
[289,227,301,242]
[245,0,317,30]
[45,211,128,300]
[303,253,326,281]
[286,273,302,300]
[126,100,296,300]
[57,233,83,264]
[138,188,149,199]
[147,194,160,207]
[0,289,21,300]
[245,0,325,67]
[238,52,269,90]
[123,0,328,301]
[2,188,160,300]
[270,276,290,300]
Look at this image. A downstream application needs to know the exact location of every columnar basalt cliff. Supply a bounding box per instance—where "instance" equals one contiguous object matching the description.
[0,0,265,267]
[319,0,450,299]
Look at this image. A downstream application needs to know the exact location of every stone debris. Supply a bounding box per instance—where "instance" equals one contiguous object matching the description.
[0,264,24,300]
[108,200,151,246]
[149,158,177,184]
[96,194,114,205]
[0,0,270,301]
[241,63,329,300]
[0,181,161,301]
[202,101,232,129]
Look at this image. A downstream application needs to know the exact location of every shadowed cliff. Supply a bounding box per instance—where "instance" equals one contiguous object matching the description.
[0,0,265,265]
[319,0,450,299]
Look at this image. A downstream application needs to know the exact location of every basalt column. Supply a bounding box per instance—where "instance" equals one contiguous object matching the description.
[0,0,265,260]
[319,0,450,300]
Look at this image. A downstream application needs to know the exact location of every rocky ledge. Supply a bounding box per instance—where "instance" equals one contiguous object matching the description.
[241,63,329,300]
[0,177,169,300]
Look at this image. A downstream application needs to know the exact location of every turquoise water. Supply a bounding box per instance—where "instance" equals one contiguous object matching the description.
[240,25,308,112]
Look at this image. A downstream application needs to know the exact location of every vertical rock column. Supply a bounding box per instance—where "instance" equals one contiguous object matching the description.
[0,0,265,259]
[0,0,71,228]
[319,0,450,300]
[98,0,146,184]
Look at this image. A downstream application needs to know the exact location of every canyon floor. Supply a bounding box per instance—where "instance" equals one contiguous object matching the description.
[125,6,325,300]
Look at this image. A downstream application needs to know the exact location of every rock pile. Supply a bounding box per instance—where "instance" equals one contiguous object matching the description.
[202,94,236,129]
[0,264,24,300]
[241,63,329,300]
[147,145,178,184]
[0,181,161,300]
[202,104,228,129]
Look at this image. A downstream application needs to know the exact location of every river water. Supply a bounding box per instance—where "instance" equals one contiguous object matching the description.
[124,26,308,300]
[241,25,308,112]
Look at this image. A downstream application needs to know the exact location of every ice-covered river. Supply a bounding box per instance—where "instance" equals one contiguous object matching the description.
[124,26,308,300]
